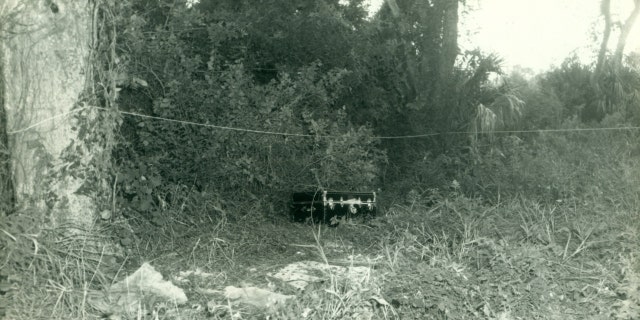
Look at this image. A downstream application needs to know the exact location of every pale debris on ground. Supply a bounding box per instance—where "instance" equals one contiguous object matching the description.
[89,262,187,317]
[223,286,294,308]
[270,260,372,290]
[173,268,221,284]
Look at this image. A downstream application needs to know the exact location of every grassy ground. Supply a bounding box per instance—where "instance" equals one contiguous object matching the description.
[2,185,639,319]
[2,133,640,319]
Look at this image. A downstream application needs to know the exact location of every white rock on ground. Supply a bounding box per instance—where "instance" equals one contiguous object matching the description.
[270,260,372,290]
[89,262,187,317]
[223,286,294,308]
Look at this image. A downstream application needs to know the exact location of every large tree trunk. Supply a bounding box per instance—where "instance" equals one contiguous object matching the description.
[593,0,640,83]
[2,0,107,227]
[438,0,459,82]
[591,0,640,114]
[613,0,640,66]
[592,0,612,93]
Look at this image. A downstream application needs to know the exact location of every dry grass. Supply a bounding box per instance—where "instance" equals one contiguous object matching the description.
[2,192,639,319]
[2,131,640,319]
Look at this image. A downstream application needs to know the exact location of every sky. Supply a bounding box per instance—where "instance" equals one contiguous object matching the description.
[364,0,640,72]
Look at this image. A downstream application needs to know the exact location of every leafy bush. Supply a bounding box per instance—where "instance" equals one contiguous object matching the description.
[512,74,564,130]
[452,112,640,205]
[113,4,386,219]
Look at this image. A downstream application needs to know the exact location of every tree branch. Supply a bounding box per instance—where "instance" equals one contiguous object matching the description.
[385,0,401,18]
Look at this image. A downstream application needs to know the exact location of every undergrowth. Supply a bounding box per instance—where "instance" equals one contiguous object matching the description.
[0,213,125,319]
[2,127,639,319]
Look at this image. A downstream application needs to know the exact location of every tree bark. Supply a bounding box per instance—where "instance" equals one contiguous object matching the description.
[439,0,459,82]
[1,0,102,227]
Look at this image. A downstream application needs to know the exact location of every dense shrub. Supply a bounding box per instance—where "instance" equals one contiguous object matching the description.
[512,74,564,130]
[453,114,640,205]
[113,4,386,219]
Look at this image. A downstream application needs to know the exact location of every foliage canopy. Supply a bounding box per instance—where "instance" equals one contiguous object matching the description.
[106,0,640,220]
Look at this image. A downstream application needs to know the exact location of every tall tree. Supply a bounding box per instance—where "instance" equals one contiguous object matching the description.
[594,0,612,85]
[437,0,459,83]
[594,0,640,70]
[592,0,640,115]
[613,0,640,66]
[1,0,116,228]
